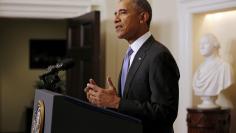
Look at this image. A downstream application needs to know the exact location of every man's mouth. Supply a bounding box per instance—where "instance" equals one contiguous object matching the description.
[115,25,122,31]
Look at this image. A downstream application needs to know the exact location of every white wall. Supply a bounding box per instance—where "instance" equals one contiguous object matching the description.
[0,19,67,132]
[193,10,236,132]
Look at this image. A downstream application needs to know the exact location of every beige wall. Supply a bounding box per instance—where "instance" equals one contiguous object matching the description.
[151,0,182,132]
[151,0,179,58]
[0,19,67,132]
[193,10,236,133]
[97,0,129,87]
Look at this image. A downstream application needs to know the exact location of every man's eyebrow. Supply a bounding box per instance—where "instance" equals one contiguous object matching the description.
[119,9,128,12]
[114,9,128,15]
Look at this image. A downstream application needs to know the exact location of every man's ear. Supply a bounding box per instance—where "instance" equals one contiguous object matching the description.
[139,11,149,24]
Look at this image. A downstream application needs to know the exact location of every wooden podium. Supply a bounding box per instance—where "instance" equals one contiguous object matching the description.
[31,89,143,133]
[187,108,231,133]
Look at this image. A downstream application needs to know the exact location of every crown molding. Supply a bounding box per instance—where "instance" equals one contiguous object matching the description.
[0,0,93,19]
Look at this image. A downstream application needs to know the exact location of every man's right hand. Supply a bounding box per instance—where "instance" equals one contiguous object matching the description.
[84,79,96,103]
[84,79,96,93]
[84,77,120,109]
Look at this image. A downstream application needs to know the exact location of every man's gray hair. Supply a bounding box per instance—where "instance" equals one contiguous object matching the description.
[133,0,152,28]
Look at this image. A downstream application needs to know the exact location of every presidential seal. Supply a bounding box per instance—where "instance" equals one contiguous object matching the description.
[31,100,45,133]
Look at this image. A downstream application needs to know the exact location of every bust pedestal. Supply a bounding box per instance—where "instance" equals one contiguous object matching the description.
[187,108,231,133]
[197,96,220,109]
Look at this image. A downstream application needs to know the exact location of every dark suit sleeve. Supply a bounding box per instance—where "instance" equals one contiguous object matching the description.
[118,51,180,125]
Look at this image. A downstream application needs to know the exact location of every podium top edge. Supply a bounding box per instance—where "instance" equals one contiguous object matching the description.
[35,89,142,124]
[36,89,62,96]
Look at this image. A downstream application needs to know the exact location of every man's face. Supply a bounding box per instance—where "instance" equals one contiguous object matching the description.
[114,0,141,41]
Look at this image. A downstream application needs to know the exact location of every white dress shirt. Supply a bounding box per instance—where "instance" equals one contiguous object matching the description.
[129,31,151,67]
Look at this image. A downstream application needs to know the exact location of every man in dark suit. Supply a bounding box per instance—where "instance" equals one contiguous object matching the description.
[85,0,180,132]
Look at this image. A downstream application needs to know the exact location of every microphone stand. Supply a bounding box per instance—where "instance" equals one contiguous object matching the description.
[39,70,64,93]
[38,58,74,93]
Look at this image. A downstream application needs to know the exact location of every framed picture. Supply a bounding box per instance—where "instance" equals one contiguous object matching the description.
[29,39,67,69]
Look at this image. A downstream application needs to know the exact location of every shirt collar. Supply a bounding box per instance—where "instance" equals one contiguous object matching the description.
[129,31,151,53]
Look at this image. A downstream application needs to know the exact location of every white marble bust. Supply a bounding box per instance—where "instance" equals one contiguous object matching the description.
[193,33,234,108]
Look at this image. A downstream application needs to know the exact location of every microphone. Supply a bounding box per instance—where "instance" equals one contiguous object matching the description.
[40,58,74,78]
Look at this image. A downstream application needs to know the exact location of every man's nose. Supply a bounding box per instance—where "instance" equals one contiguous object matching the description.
[114,15,120,24]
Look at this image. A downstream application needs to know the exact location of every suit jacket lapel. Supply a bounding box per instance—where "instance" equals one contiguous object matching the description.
[123,36,154,98]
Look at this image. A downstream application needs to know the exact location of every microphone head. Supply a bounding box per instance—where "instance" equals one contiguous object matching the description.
[55,58,75,70]
[39,58,75,79]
